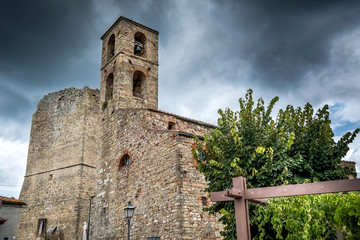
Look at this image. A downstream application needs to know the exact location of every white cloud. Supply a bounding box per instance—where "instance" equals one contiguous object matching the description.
[344,136,360,176]
[300,27,360,122]
[173,79,245,125]
[0,137,28,198]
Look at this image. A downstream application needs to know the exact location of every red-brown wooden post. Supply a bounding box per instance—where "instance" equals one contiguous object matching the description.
[232,177,251,240]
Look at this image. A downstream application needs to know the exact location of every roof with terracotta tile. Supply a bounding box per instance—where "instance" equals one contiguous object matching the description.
[0,196,26,205]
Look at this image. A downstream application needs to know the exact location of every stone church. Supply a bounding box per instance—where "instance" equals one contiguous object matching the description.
[18,16,222,239]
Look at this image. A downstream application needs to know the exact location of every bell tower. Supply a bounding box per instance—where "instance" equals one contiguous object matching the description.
[100,17,159,109]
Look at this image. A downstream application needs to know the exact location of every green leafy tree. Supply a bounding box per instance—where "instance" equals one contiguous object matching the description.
[256,192,360,239]
[193,89,359,239]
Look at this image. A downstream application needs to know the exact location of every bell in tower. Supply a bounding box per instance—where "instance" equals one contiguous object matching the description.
[134,31,146,56]
[99,17,159,110]
[134,44,143,55]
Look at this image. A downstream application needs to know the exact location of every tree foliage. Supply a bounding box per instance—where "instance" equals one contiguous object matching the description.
[256,192,360,240]
[193,89,359,239]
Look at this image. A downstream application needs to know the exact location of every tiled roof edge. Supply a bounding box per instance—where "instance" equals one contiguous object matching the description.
[117,107,217,128]
[0,196,26,205]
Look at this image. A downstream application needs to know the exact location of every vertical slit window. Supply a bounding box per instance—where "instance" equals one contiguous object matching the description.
[37,219,47,237]
[105,73,114,101]
[201,197,208,206]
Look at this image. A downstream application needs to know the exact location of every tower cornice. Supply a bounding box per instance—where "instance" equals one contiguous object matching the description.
[100,16,159,40]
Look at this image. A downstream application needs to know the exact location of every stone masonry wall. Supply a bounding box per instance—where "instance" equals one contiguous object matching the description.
[100,17,158,71]
[100,17,159,110]
[18,87,100,240]
[90,107,222,239]
[91,107,177,239]
[177,136,222,239]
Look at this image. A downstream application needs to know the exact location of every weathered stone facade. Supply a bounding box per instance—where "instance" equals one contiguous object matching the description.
[18,88,100,239]
[18,17,222,239]
[90,107,221,239]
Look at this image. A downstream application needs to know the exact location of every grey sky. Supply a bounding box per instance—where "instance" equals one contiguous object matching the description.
[0,0,359,198]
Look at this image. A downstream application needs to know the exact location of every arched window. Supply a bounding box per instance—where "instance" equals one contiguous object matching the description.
[105,73,114,101]
[107,34,115,60]
[134,32,146,56]
[119,153,131,169]
[133,71,145,98]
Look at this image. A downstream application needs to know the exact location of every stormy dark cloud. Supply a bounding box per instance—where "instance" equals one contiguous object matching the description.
[0,0,100,91]
[1,0,359,198]
[196,0,360,89]
[98,0,181,47]
[0,84,32,119]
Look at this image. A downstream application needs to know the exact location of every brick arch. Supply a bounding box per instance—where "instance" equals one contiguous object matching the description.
[130,66,150,78]
[105,67,115,77]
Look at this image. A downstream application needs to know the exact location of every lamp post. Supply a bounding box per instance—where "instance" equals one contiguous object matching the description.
[124,201,134,240]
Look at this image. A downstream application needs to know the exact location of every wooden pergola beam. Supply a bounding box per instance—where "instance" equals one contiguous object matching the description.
[245,178,360,199]
[211,178,360,201]
[210,177,360,240]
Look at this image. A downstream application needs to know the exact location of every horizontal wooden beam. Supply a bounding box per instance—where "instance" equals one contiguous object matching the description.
[211,191,234,202]
[245,178,360,200]
[211,191,267,205]
[211,179,360,202]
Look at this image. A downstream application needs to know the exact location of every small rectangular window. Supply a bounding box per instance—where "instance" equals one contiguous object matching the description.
[168,122,175,130]
[202,196,208,206]
[37,219,47,237]
[147,237,160,240]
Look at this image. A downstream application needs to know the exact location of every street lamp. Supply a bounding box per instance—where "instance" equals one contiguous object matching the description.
[124,201,135,240]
